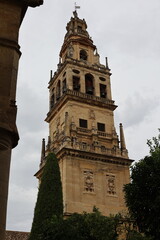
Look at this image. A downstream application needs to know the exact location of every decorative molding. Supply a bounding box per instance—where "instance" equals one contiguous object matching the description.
[56,148,133,166]
[106,174,116,196]
[46,89,117,122]
[83,170,94,192]
[67,44,74,58]
[89,109,95,119]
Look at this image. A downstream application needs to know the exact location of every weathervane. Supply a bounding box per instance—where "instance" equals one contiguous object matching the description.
[74,2,80,11]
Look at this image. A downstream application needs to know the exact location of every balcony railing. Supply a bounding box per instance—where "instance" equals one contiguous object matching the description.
[97,131,112,138]
[77,127,92,134]
[65,89,115,105]
[48,89,116,117]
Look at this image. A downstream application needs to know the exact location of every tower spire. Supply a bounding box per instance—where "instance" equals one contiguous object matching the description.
[119,123,126,150]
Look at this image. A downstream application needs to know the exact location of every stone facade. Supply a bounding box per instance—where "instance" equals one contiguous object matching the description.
[5,231,29,240]
[35,11,133,217]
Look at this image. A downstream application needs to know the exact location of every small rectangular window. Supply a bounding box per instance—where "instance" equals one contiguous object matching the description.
[79,119,88,128]
[97,122,105,132]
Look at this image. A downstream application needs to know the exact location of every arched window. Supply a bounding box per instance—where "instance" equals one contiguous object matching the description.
[56,80,61,100]
[85,74,94,95]
[73,76,80,91]
[80,49,87,61]
[78,25,82,33]
[100,84,107,98]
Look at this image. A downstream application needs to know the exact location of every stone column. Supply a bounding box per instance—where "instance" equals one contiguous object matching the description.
[0,1,43,239]
[0,131,12,240]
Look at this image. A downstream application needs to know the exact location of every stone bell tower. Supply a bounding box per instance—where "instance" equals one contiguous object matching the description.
[36,11,133,216]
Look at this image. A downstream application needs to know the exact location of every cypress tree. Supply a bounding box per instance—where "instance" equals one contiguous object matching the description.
[29,152,63,240]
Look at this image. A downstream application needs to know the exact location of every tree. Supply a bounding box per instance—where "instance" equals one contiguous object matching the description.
[126,231,152,240]
[124,130,160,240]
[147,129,160,154]
[29,152,63,240]
[42,207,120,240]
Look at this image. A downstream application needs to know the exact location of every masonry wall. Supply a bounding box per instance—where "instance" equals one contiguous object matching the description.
[5,231,29,240]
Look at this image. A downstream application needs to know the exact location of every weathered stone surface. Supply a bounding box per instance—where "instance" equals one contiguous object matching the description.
[5,231,29,240]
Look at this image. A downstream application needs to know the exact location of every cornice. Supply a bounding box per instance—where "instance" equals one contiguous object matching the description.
[46,90,117,122]
[57,148,134,166]
[35,148,133,179]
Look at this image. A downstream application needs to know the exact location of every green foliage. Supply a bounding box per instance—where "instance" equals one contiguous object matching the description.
[29,153,63,240]
[147,129,160,154]
[127,230,153,240]
[42,208,120,240]
[124,131,160,240]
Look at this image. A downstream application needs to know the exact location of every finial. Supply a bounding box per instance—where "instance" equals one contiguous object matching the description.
[119,123,126,150]
[50,70,53,81]
[73,10,78,18]
[105,57,109,69]
[41,138,45,163]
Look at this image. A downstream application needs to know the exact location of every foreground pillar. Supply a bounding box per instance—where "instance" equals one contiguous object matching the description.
[0,1,43,239]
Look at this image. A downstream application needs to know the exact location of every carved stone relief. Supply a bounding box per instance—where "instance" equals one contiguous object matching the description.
[67,44,74,58]
[89,109,95,119]
[56,117,60,126]
[83,170,94,192]
[55,117,60,138]
[106,174,116,195]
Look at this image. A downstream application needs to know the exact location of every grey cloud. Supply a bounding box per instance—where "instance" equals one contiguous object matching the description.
[7,184,37,231]
[6,0,160,233]
[116,93,160,128]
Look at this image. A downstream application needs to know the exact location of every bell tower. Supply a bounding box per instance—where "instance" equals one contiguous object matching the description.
[36,11,133,216]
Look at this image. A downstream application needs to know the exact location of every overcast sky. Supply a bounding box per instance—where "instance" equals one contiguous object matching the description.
[6,0,160,232]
